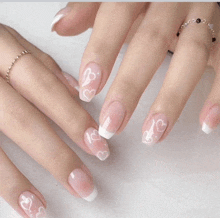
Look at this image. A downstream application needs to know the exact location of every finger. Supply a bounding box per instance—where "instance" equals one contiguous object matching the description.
[200,45,220,134]
[98,3,187,139]
[4,24,79,96]
[142,3,217,145]
[0,147,47,218]
[0,25,110,158]
[51,2,100,36]
[78,2,146,102]
[0,78,98,201]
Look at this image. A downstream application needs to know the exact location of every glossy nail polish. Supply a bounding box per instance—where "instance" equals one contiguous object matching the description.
[68,168,98,202]
[19,191,47,218]
[99,101,126,139]
[202,104,220,134]
[142,114,168,146]
[62,71,79,91]
[51,7,71,31]
[79,63,101,102]
[84,127,110,161]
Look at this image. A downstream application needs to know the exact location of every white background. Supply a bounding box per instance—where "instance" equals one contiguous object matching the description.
[0,2,220,218]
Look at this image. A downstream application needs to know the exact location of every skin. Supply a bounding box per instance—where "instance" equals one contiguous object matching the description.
[53,2,220,141]
[0,24,106,217]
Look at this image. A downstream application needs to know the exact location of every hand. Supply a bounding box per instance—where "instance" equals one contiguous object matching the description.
[52,2,220,145]
[0,24,110,218]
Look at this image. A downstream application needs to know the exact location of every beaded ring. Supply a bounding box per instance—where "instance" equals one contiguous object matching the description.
[5,50,31,84]
[177,18,216,44]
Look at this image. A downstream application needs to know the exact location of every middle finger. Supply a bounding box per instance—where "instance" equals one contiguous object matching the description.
[98,3,188,139]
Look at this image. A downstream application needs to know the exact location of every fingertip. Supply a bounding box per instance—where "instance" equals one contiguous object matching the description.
[51,7,72,33]
[53,4,98,36]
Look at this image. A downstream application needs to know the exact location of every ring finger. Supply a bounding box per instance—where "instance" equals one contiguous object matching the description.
[142,2,219,145]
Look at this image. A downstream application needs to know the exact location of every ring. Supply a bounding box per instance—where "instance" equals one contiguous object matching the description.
[177,18,216,44]
[5,50,31,84]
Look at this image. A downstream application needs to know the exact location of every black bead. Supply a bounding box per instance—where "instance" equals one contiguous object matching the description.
[212,37,216,42]
[176,32,180,37]
[196,18,201,23]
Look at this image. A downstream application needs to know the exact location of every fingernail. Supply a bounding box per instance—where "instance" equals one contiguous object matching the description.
[68,168,98,202]
[99,101,126,139]
[142,114,168,146]
[202,104,220,134]
[84,127,110,161]
[51,7,71,31]
[79,63,102,102]
[62,71,79,91]
[19,191,47,218]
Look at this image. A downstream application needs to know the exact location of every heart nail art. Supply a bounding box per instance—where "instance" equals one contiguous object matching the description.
[84,127,110,161]
[142,114,168,146]
[83,89,96,101]
[97,151,109,161]
[91,130,101,141]
[82,68,97,87]
[20,196,33,211]
[156,119,167,132]
[19,191,47,218]
[80,63,102,102]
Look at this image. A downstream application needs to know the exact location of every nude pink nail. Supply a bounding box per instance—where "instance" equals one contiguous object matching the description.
[99,101,126,139]
[62,71,79,91]
[79,63,101,102]
[142,114,168,146]
[84,127,110,161]
[19,191,47,218]
[202,104,220,134]
[51,7,71,31]
[68,168,98,202]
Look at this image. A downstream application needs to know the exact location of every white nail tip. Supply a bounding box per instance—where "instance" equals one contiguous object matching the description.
[83,186,98,202]
[202,122,213,134]
[98,126,114,139]
[51,14,65,30]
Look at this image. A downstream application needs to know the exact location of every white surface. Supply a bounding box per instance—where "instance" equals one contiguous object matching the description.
[0,2,220,218]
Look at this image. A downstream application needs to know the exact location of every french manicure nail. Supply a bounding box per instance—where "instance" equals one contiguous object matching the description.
[142,114,168,146]
[68,168,98,202]
[51,7,71,31]
[202,104,220,134]
[19,191,47,218]
[84,127,110,161]
[79,63,102,102]
[62,71,79,91]
[99,101,126,139]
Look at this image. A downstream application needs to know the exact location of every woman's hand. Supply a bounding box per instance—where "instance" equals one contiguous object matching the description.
[52,2,220,145]
[0,24,110,218]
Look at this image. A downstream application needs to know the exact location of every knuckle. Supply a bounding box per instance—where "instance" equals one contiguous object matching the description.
[181,37,209,59]
[40,52,58,69]
[136,24,174,48]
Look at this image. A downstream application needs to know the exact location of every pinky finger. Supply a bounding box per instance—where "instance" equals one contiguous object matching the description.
[0,147,47,218]
[200,69,220,134]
